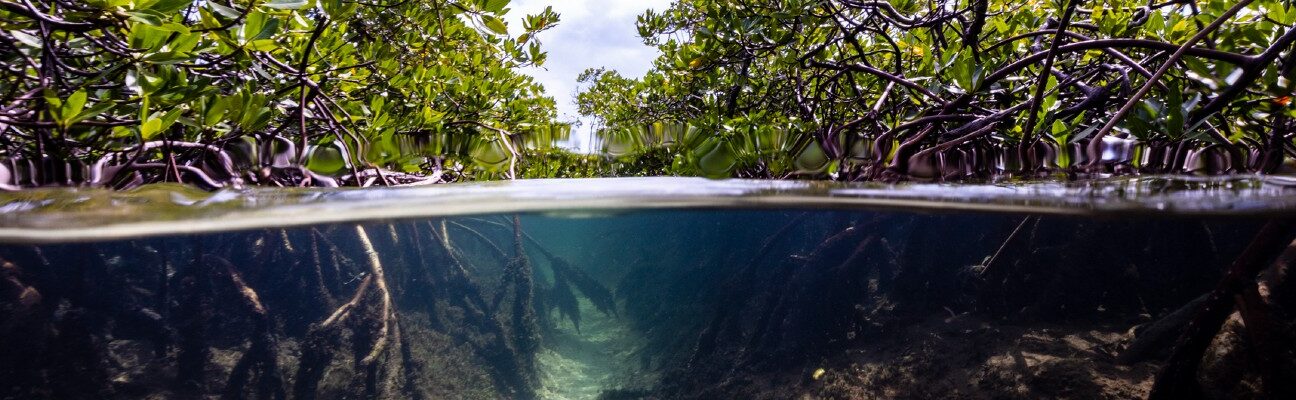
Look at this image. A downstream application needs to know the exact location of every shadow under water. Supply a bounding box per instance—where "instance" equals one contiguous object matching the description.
[2,181,1296,399]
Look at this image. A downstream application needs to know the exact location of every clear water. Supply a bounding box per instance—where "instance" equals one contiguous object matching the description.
[0,177,1293,399]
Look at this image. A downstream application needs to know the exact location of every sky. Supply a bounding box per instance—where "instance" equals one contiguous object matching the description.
[507,0,674,151]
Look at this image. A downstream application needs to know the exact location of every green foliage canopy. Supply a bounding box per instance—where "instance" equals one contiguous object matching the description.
[578,0,1296,180]
[0,0,566,188]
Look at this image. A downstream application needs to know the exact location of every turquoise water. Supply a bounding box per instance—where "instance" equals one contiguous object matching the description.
[0,177,1293,399]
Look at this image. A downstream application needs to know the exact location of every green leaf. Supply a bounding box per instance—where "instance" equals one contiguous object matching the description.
[698,139,738,177]
[1072,123,1099,144]
[251,17,281,40]
[140,118,163,140]
[126,10,168,26]
[246,39,279,52]
[62,90,88,123]
[141,108,186,139]
[482,0,510,13]
[147,0,194,14]
[10,31,41,48]
[204,98,228,126]
[482,15,508,35]
[72,102,114,124]
[1166,82,1184,138]
[42,89,62,110]
[793,140,828,172]
[263,0,308,10]
[206,1,242,19]
[155,22,192,34]
[307,144,348,174]
[1271,4,1296,25]
[1050,119,1067,143]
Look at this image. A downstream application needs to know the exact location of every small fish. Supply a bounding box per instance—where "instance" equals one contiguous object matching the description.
[344,272,368,285]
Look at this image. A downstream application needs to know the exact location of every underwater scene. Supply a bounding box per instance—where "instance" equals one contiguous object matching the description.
[1,178,1294,399]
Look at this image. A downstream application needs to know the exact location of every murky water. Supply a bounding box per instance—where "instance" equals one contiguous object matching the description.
[1,177,1294,399]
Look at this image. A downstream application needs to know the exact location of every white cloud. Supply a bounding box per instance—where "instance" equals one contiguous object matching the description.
[508,0,674,151]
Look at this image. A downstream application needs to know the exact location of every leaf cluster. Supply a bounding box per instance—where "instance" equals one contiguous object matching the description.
[0,0,566,187]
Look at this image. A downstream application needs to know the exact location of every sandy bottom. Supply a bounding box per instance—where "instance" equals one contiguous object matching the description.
[537,298,659,399]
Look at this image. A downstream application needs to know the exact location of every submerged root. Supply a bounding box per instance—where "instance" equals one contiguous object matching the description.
[548,266,582,332]
[177,244,212,393]
[1119,293,1210,365]
[354,225,396,366]
[507,215,541,380]
[320,275,374,329]
[294,230,382,400]
[293,279,385,396]
[691,213,809,362]
[1149,220,1296,399]
[307,232,336,307]
[208,255,286,400]
[0,258,42,321]
[520,230,619,318]
[0,257,55,399]
[551,257,617,318]
[448,221,509,261]
[429,219,536,398]
[747,225,865,355]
